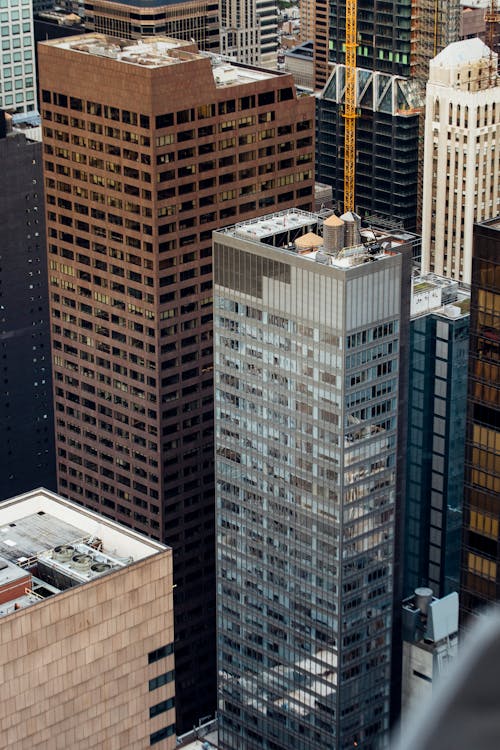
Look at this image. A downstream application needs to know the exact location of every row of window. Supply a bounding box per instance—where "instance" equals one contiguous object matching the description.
[42,90,309,130]
[149,669,175,692]
[1,37,33,55]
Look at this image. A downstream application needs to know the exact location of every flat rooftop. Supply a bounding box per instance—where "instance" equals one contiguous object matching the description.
[0,488,167,618]
[218,208,417,269]
[49,34,278,85]
[411,273,470,319]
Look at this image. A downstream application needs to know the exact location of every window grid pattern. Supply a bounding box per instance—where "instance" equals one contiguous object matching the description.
[214,240,402,749]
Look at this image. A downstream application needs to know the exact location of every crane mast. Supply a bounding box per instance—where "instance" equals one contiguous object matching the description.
[343,0,357,213]
[485,0,500,55]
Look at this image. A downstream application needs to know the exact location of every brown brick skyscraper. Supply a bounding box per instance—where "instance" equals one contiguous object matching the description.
[38,34,314,731]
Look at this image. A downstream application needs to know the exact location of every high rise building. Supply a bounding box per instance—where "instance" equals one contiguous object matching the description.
[313,0,461,89]
[220,0,278,66]
[83,0,220,52]
[213,209,412,749]
[421,39,500,284]
[0,111,56,501]
[38,33,314,731]
[0,0,38,114]
[0,487,175,749]
[410,0,462,82]
[404,274,470,599]
[315,0,461,228]
[299,0,315,43]
[256,0,278,64]
[460,216,500,620]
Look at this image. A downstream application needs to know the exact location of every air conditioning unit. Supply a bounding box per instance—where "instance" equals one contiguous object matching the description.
[36,542,127,590]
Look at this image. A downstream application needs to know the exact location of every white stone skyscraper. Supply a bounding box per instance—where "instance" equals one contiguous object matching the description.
[213,209,413,749]
[421,38,500,284]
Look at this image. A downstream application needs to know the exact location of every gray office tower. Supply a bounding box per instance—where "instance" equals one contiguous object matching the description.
[0,111,56,500]
[213,209,412,750]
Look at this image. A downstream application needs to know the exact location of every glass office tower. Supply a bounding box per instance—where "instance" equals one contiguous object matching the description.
[213,209,411,749]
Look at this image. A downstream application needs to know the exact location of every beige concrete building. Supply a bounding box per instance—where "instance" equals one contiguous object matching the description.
[284,40,314,89]
[421,39,500,283]
[299,0,314,42]
[0,488,175,750]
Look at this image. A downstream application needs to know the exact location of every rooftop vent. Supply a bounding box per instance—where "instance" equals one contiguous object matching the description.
[90,562,112,575]
[52,545,74,562]
[71,553,92,571]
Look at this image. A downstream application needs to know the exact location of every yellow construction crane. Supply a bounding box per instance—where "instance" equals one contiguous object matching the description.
[485,0,500,53]
[342,0,357,214]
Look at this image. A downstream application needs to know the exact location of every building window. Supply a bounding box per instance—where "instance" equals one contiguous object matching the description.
[149,697,175,719]
[148,642,174,664]
[468,552,496,581]
[150,724,175,745]
[149,670,175,691]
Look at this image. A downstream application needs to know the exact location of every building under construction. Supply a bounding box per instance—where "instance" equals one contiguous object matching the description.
[315,0,462,229]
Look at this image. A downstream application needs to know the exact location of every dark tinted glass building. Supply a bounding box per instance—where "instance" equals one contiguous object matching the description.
[316,85,420,229]
[404,275,469,599]
[0,112,56,501]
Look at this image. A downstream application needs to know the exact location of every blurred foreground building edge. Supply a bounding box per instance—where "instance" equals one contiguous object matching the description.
[0,488,175,749]
[214,208,413,749]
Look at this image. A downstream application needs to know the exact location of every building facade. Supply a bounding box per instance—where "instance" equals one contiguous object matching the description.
[299,0,314,43]
[0,488,175,749]
[421,39,500,284]
[220,0,278,66]
[404,275,469,599]
[256,0,278,64]
[460,217,500,620]
[284,40,314,90]
[38,34,314,731]
[214,209,412,749]
[83,0,220,52]
[0,111,56,501]
[0,0,38,113]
